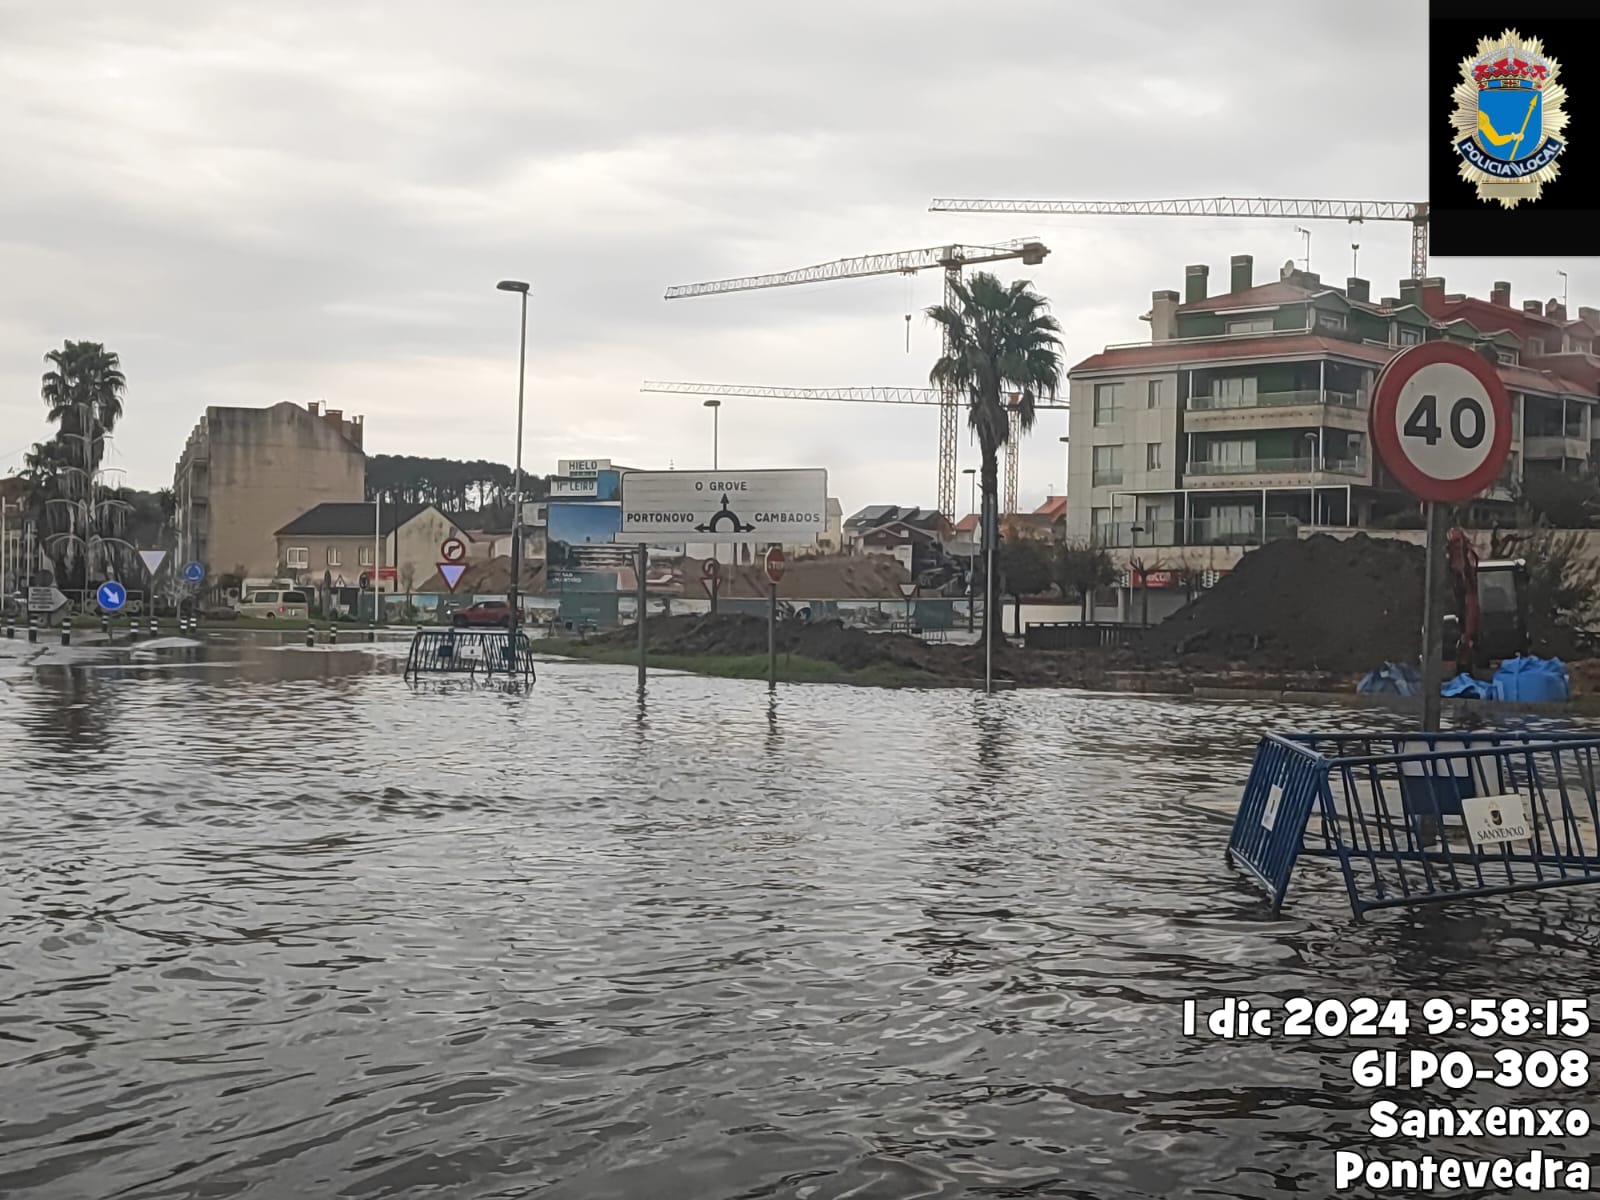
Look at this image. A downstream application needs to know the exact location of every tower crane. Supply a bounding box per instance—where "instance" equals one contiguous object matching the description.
[664,239,1051,520]
[928,197,1431,283]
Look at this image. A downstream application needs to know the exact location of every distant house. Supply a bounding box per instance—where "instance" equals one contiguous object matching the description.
[1004,495,1069,542]
[274,502,471,593]
[843,505,952,552]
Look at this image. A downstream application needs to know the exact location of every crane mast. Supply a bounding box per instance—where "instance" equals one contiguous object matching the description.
[929,196,1430,282]
[664,239,1051,520]
[640,380,1068,410]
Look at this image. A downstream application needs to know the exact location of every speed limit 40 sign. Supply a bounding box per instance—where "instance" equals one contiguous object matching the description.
[1369,341,1512,503]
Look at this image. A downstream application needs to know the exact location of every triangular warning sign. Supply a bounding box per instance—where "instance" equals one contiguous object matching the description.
[138,549,167,575]
[439,562,467,591]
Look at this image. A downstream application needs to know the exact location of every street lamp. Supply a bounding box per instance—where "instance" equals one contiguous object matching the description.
[497,279,530,639]
[703,399,721,469]
[1559,269,1569,312]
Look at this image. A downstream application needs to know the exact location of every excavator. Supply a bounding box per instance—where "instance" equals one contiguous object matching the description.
[1442,528,1530,674]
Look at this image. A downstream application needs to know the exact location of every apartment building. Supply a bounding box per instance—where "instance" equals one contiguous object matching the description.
[1066,255,1600,556]
[173,401,367,580]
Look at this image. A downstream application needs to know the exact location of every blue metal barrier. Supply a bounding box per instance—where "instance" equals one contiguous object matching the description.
[1228,731,1600,919]
[403,629,537,684]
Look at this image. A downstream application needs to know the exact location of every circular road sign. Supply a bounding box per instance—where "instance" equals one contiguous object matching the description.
[764,547,786,584]
[96,580,127,612]
[440,538,467,563]
[1370,341,1511,503]
[702,558,720,580]
[183,560,205,583]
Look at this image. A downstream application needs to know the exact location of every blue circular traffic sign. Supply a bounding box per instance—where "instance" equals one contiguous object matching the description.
[183,561,205,583]
[96,581,127,612]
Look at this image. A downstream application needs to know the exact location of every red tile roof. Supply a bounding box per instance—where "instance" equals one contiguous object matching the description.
[1070,333,1393,374]
[954,514,980,533]
[1033,495,1068,518]
[1071,334,1593,399]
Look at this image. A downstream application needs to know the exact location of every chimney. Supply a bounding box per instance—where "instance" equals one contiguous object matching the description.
[1398,279,1420,307]
[1490,281,1511,307]
[1229,254,1253,294]
[1147,289,1180,342]
[307,400,321,416]
[1184,264,1209,304]
[1546,299,1567,320]
[1381,296,1399,307]
[1346,277,1370,303]
[325,408,343,424]
[1579,306,1600,327]
[1523,300,1544,314]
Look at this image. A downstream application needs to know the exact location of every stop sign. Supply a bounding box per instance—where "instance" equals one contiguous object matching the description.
[764,547,786,584]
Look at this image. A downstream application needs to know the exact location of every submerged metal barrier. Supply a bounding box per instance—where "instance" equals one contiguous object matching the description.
[1228,731,1600,919]
[403,629,537,684]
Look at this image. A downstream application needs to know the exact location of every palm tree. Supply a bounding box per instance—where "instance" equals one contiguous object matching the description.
[927,272,1062,647]
[41,341,126,472]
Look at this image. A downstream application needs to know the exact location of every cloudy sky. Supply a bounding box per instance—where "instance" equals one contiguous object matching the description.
[1,1,1589,516]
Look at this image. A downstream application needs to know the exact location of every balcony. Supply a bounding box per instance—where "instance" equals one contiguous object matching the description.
[1523,435,1589,463]
[1092,516,1304,549]
[1183,456,1368,489]
[1092,469,1124,487]
[1185,389,1368,433]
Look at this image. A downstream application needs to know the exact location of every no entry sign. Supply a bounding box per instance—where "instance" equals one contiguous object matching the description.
[1370,342,1512,503]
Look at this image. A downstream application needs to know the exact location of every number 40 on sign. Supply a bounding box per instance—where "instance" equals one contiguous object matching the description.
[1371,341,1512,503]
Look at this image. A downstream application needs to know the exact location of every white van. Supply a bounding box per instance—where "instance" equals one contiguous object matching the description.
[237,589,310,619]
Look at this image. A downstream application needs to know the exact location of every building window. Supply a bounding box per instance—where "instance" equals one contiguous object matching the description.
[1212,376,1259,409]
[1146,379,1163,408]
[1496,348,1519,366]
[327,546,342,567]
[1397,326,1422,346]
[1202,439,1256,469]
[1527,338,1544,355]
[1146,442,1163,470]
[1093,383,1122,425]
[286,547,309,569]
[359,546,373,566]
[1316,311,1346,331]
[1090,507,1113,544]
[1092,445,1123,486]
[1225,317,1273,334]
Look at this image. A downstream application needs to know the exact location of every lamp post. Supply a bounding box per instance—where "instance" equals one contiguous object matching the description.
[497,279,530,639]
[704,399,721,469]
[704,398,724,578]
[1559,269,1569,312]
[962,468,977,632]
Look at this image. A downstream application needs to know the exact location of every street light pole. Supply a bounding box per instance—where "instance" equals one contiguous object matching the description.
[704,398,724,585]
[962,467,976,633]
[498,280,531,640]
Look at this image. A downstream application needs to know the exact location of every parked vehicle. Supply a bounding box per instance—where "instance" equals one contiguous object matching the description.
[452,599,513,628]
[237,589,310,619]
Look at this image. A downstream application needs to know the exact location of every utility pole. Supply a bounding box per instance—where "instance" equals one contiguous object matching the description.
[498,279,531,644]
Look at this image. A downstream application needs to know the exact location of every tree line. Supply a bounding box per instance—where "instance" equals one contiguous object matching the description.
[364,454,548,526]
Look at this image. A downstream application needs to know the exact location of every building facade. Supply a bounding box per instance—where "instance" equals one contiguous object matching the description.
[274,502,474,594]
[1066,256,1600,563]
[174,401,367,581]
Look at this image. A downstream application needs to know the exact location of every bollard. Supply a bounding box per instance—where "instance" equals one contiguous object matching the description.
[128,615,139,641]
[150,614,158,637]
[305,626,315,647]
[61,617,72,647]
[101,613,110,637]
[328,624,338,644]
[4,616,12,639]
[28,615,37,643]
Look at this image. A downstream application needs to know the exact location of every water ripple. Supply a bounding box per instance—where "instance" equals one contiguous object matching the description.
[2,637,1598,1196]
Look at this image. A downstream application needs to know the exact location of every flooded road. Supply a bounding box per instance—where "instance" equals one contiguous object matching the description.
[2,632,1597,1198]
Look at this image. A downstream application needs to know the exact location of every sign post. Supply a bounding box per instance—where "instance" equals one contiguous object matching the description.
[1370,341,1512,731]
[702,557,720,615]
[764,546,786,689]
[636,543,648,692]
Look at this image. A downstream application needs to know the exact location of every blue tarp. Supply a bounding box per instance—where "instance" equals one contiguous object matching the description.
[1492,656,1571,704]
[1441,673,1493,699]
[1358,662,1420,697]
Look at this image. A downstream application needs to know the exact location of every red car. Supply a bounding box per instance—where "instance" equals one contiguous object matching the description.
[451,599,514,628]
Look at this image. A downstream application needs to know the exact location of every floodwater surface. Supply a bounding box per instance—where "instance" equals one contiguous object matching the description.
[1,632,1597,1198]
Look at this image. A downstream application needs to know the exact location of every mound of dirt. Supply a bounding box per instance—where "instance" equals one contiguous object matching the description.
[415,556,545,594]
[685,555,913,600]
[1141,533,1581,673]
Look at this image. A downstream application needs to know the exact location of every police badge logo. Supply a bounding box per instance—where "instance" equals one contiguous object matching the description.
[1451,30,1567,208]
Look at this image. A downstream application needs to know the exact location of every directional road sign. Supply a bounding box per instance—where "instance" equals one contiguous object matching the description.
[96,581,127,612]
[183,561,206,584]
[138,549,167,576]
[1371,342,1512,503]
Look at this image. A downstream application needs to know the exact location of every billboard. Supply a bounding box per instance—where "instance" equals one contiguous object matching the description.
[547,502,624,573]
[558,458,611,477]
[616,469,827,544]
